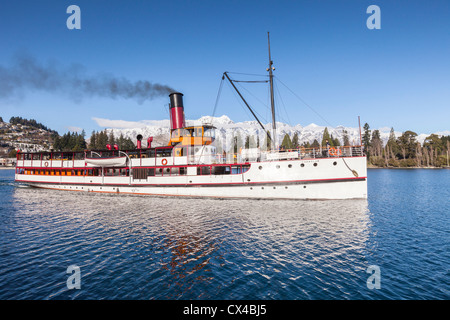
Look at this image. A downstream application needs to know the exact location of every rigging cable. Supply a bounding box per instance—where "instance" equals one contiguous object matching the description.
[226,71,268,78]
[234,81,269,123]
[274,76,334,128]
[207,75,225,125]
[273,78,293,128]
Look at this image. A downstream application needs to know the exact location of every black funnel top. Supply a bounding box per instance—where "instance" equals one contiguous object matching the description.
[169,92,184,109]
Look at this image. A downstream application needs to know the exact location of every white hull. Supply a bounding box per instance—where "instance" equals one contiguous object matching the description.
[24,180,367,200]
[16,157,367,200]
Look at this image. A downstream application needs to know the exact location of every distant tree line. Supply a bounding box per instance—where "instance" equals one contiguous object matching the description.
[53,131,87,151]
[88,130,135,150]
[279,127,342,150]
[9,116,58,135]
[362,123,450,168]
[238,125,449,168]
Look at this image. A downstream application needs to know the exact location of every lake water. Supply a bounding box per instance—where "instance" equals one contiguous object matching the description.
[0,168,448,300]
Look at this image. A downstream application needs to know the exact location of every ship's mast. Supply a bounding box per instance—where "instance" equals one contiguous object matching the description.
[267,32,277,151]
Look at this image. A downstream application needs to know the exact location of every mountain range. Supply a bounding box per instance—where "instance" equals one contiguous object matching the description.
[96,115,450,150]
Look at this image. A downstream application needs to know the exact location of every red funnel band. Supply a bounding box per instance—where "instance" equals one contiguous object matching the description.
[170,107,185,130]
[169,92,185,130]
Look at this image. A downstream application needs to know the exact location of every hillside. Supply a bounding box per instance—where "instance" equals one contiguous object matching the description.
[0,117,57,157]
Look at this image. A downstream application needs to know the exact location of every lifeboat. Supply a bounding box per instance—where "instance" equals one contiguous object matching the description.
[85,156,127,167]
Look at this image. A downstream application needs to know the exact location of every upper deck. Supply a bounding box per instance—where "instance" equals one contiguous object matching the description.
[15,144,364,170]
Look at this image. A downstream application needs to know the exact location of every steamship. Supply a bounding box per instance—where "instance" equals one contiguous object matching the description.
[14,36,367,200]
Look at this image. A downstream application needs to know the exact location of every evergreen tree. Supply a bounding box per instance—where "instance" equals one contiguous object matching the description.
[397,131,418,159]
[322,127,332,146]
[263,132,272,151]
[362,123,371,158]
[302,141,311,148]
[370,130,383,158]
[89,130,97,149]
[246,135,256,149]
[108,130,115,146]
[53,135,62,151]
[423,134,443,166]
[117,133,125,149]
[342,129,350,146]
[330,134,340,147]
[245,135,250,149]
[292,132,299,149]
[280,133,292,150]
[333,137,340,146]
[121,137,135,150]
[97,130,108,149]
[311,139,320,148]
[235,131,243,153]
[387,127,399,160]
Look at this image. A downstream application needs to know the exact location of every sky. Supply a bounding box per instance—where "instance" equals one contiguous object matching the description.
[0,0,449,136]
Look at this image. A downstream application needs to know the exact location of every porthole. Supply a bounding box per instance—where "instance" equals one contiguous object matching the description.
[273,187,276,189]
[300,164,305,168]
[333,161,337,166]
[313,163,318,167]
[276,165,280,169]
[303,186,306,188]
[259,166,263,170]
[288,164,292,168]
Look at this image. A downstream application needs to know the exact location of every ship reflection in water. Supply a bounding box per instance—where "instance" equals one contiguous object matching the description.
[8,186,373,299]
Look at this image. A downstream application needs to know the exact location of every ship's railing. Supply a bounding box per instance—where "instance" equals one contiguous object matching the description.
[188,145,364,165]
[16,145,364,168]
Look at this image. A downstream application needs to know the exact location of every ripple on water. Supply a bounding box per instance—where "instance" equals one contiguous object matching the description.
[0,169,449,299]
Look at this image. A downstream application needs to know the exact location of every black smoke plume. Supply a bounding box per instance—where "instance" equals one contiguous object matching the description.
[0,53,175,103]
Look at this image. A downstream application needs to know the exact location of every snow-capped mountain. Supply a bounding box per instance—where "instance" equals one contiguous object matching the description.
[97,115,447,150]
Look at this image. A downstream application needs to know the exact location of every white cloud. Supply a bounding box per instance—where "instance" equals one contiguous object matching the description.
[92,117,149,129]
[66,126,82,132]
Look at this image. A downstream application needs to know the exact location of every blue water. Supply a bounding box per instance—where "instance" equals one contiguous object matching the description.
[0,168,448,300]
